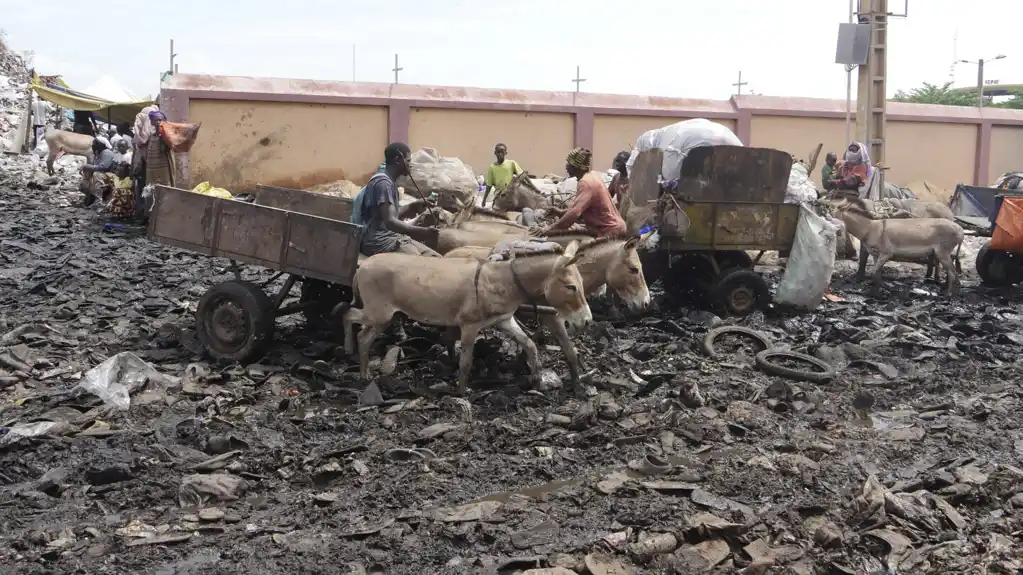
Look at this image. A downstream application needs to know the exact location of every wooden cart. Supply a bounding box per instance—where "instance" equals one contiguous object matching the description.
[147,185,361,362]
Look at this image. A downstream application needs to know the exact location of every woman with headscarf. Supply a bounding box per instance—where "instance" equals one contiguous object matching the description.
[837,142,873,192]
[132,105,159,216]
[544,147,626,238]
[144,110,175,190]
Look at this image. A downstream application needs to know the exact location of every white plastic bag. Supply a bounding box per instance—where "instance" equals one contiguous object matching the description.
[79,352,177,410]
[396,148,478,210]
[626,119,743,182]
[785,162,818,204]
[775,204,838,310]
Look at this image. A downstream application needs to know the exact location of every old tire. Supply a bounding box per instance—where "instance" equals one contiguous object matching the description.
[713,268,770,317]
[755,349,836,384]
[714,250,753,272]
[977,244,1023,286]
[703,326,774,357]
[300,279,351,338]
[196,280,275,363]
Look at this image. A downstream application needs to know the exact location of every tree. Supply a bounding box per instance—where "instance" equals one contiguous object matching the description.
[891,82,978,106]
[892,81,1023,109]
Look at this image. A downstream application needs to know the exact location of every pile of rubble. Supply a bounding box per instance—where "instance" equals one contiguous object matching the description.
[0,35,30,151]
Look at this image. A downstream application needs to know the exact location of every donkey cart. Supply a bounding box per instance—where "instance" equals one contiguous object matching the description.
[627,146,799,317]
[147,184,361,363]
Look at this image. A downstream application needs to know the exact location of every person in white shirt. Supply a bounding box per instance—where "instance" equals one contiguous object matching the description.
[32,97,48,149]
[112,139,133,167]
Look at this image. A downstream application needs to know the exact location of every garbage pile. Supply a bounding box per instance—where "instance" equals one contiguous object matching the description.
[4,148,1023,573]
[0,36,30,151]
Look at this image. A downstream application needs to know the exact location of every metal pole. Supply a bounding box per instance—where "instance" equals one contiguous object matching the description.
[977,59,985,108]
[844,0,854,146]
[169,39,175,74]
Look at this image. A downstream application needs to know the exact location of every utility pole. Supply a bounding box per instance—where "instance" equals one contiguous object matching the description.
[392,54,402,84]
[572,66,586,93]
[732,71,748,96]
[169,39,177,75]
[855,0,889,197]
[960,55,1007,108]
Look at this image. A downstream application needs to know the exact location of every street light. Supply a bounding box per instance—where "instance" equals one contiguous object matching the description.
[959,55,1007,108]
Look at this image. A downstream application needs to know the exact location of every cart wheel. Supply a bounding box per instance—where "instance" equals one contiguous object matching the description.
[714,250,753,271]
[196,280,275,363]
[300,279,352,338]
[713,267,770,317]
[977,244,1023,286]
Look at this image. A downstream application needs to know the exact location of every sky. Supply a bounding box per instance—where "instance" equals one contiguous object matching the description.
[1,0,1019,101]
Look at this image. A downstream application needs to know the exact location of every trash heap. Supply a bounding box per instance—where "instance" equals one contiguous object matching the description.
[0,36,30,152]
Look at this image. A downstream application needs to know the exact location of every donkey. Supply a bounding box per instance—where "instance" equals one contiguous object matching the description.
[493,172,552,212]
[444,236,650,389]
[829,195,965,295]
[343,242,591,395]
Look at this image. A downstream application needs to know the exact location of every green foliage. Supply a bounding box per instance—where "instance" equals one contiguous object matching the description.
[892,81,1023,109]
[891,82,979,106]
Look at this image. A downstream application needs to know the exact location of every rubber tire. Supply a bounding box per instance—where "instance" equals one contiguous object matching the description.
[703,326,774,357]
[715,250,753,272]
[713,267,771,317]
[300,279,351,339]
[755,349,837,384]
[977,244,1023,287]
[196,280,275,363]
[976,243,997,285]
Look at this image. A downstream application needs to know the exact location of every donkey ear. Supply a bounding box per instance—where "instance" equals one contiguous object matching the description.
[624,235,640,250]
[562,240,579,260]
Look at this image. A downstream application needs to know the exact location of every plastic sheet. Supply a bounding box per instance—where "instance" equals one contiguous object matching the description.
[991,196,1023,252]
[625,119,742,182]
[192,181,233,199]
[775,204,838,310]
[79,352,176,410]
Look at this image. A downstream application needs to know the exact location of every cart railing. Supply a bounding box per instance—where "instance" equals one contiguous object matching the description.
[657,200,800,252]
[147,185,362,286]
[254,184,354,222]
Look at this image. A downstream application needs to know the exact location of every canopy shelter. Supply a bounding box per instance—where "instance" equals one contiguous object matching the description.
[31,72,153,126]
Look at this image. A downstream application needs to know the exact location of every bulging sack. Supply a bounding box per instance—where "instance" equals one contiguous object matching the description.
[775,204,838,310]
[396,148,477,210]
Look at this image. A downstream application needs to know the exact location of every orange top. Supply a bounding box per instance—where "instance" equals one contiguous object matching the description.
[552,172,626,237]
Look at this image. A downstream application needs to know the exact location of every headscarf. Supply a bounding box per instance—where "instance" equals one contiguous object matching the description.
[567,147,592,172]
[843,142,870,165]
[134,105,159,147]
[148,110,167,122]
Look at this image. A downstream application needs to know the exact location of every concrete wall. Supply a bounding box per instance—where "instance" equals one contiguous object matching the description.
[408,108,574,177]
[160,74,1023,193]
[990,126,1023,185]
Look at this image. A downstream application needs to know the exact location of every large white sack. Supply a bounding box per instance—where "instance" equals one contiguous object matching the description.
[626,118,743,182]
[775,204,838,310]
[396,148,478,210]
[786,162,818,204]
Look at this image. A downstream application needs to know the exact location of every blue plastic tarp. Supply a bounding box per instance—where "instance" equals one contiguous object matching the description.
[950,185,1000,220]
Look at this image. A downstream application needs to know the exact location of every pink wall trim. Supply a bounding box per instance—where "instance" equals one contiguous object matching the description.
[162,73,1023,185]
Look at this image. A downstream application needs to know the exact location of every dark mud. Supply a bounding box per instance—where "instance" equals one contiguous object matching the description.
[3,158,1023,574]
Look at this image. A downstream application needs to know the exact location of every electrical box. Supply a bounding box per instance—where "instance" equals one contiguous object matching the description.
[835,23,870,66]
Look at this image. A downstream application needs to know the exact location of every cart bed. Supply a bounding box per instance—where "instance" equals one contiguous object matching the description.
[147,185,361,285]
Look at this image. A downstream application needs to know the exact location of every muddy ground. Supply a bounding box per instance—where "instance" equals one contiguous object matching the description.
[2,157,1023,575]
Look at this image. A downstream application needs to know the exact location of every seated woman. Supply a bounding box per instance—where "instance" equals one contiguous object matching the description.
[835,142,873,194]
[79,138,117,206]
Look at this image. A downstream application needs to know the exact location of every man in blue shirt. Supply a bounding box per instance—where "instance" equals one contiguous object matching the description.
[356,143,440,257]
[80,138,117,206]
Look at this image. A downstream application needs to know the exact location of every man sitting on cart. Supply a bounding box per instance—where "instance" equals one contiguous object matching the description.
[357,142,441,257]
[540,147,626,238]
